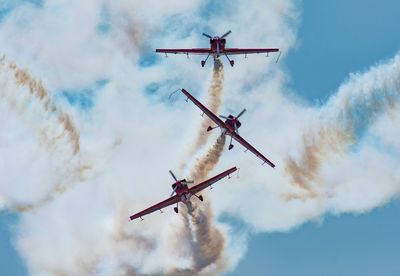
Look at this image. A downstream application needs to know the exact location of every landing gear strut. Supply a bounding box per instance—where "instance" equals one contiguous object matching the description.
[225,54,234,67]
[207,125,219,132]
[228,135,234,150]
[174,202,178,213]
[201,53,211,67]
[195,195,203,202]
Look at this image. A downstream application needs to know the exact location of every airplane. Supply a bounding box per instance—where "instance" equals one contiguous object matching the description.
[156,30,279,67]
[180,88,275,168]
[129,167,237,221]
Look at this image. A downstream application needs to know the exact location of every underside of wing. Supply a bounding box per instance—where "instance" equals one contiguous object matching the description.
[189,167,237,195]
[180,89,225,127]
[129,195,180,221]
[156,48,212,55]
[223,48,279,55]
[231,132,275,168]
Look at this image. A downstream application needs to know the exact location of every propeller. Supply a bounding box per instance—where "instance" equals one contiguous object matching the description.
[234,122,239,135]
[169,170,178,182]
[219,115,229,120]
[169,170,194,196]
[236,108,246,118]
[202,33,212,39]
[170,185,177,197]
[221,30,232,39]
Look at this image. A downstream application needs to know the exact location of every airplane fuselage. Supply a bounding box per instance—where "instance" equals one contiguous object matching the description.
[222,116,242,135]
[209,37,226,57]
[172,181,192,203]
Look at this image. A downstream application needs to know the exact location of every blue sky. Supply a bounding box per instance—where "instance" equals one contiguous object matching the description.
[1,0,400,275]
[232,201,400,276]
[231,1,400,275]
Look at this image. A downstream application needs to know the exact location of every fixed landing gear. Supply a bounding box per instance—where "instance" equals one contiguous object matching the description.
[201,53,211,67]
[225,54,234,67]
[207,125,219,132]
[174,202,179,213]
[228,135,234,150]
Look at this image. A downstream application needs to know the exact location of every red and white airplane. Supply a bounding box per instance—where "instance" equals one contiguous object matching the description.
[180,88,275,168]
[129,167,237,221]
[156,30,279,67]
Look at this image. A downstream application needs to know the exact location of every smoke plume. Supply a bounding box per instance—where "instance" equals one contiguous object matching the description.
[285,54,400,198]
[0,57,86,211]
[180,59,224,169]
[188,135,227,183]
[171,135,228,274]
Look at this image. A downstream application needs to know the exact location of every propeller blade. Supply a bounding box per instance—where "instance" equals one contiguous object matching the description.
[219,115,229,120]
[221,30,232,39]
[183,180,194,184]
[170,185,177,197]
[236,108,246,118]
[169,170,178,182]
[202,33,212,39]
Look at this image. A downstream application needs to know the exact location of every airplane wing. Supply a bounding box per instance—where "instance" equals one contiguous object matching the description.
[156,48,212,55]
[189,167,237,195]
[180,89,226,127]
[231,132,275,168]
[129,195,180,221]
[223,48,279,55]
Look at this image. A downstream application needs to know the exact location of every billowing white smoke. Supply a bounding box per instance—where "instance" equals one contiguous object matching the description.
[169,134,228,275]
[1,0,400,275]
[285,54,400,200]
[212,54,400,236]
[179,59,224,169]
[0,57,86,211]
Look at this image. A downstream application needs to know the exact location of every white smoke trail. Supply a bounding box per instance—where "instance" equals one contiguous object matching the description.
[285,54,400,198]
[180,59,224,169]
[188,135,227,184]
[170,135,227,275]
[0,57,88,211]
[169,57,228,274]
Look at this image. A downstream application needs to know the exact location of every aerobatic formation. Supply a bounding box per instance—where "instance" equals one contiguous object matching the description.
[129,30,278,221]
